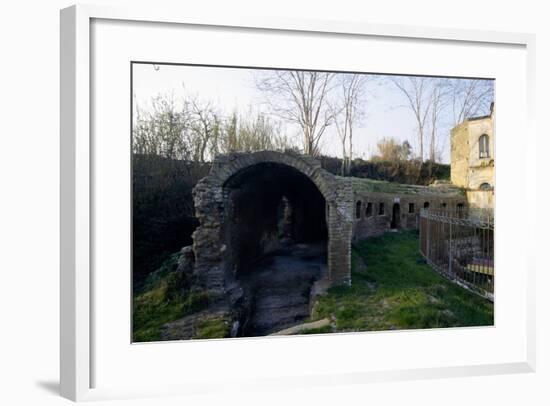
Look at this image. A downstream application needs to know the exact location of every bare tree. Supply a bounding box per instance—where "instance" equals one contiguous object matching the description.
[391,76,432,161]
[217,107,297,154]
[233,110,284,152]
[331,74,368,175]
[134,91,298,164]
[133,93,221,163]
[189,98,220,163]
[133,94,192,160]
[256,71,335,156]
[220,111,239,153]
[446,79,494,125]
[427,80,448,162]
[331,103,349,174]
[431,78,493,166]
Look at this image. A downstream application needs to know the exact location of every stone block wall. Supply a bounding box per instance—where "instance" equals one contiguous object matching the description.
[352,191,467,241]
[192,151,355,300]
[326,177,353,285]
[192,151,469,302]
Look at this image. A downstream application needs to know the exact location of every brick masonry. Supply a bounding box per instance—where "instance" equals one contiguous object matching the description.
[352,191,467,241]
[192,151,465,298]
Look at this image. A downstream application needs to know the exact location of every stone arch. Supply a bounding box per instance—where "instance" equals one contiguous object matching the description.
[192,151,353,298]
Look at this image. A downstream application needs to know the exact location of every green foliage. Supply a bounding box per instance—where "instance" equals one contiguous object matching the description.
[371,137,412,162]
[132,154,209,291]
[132,253,209,342]
[221,109,295,153]
[194,317,231,339]
[140,252,181,292]
[134,93,298,162]
[349,177,464,196]
[132,95,298,289]
[311,230,493,332]
[319,155,450,185]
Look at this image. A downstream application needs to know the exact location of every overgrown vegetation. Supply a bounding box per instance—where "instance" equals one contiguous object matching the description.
[310,230,493,332]
[194,317,231,340]
[132,154,210,291]
[131,73,494,339]
[133,153,451,291]
[320,155,450,185]
[132,253,210,342]
[134,230,493,341]
[350,177,464,196]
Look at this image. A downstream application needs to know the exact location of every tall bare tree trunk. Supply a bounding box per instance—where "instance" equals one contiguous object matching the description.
[256,71,335,156]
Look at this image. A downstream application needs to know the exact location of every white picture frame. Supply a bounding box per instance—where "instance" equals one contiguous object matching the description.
[60,4,536,402]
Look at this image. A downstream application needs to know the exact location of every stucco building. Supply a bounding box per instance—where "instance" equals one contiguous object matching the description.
[450,103,495,208]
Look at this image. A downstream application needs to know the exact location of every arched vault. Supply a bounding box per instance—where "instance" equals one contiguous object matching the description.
[192,151,354,298]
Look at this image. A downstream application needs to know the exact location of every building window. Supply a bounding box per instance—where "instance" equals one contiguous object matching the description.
[479,134,490,158]
[441,202,447,209]
[408,203,415,213]
[355,201,362,219]
[423,202,430,209]
[378,202,385,215]
[365,202,373,217]
[480,182,492,191]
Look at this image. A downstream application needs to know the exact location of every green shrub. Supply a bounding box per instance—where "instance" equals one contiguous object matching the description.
[132,253,209,342]
[194,317,230,339]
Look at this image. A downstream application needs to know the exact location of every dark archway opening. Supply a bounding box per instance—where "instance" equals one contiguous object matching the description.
[391,203,401,229]
[355,201,362,219]
[480,182,493,191]
[223,162,328,336]
[365,202,373,217]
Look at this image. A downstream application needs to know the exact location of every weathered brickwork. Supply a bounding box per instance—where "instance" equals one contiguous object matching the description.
[192,151,354,299]
[352,190,466,241]
[192,151,465,301]
[327,176,353,285]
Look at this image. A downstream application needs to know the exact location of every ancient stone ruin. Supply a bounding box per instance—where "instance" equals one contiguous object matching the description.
[163,151,466,338]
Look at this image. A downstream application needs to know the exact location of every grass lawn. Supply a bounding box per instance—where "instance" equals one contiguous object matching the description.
[308,230,493,333]
[134,229,494,341]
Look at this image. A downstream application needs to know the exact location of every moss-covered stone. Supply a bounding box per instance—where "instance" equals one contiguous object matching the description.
[194,316,231,339]
[132,249,209,342]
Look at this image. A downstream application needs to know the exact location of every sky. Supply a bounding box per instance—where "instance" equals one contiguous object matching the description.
[132,63,493,163]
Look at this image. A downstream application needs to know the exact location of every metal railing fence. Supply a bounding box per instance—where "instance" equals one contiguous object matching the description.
[419,208,494,301]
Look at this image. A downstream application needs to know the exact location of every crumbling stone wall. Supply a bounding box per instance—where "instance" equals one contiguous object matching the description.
[192,151,354,300]
[192,151,466,303]
[352,188,467,241]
